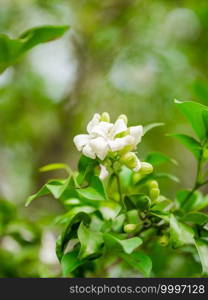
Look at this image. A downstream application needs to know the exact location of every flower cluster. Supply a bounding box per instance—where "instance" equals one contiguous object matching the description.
[73,112,149,179]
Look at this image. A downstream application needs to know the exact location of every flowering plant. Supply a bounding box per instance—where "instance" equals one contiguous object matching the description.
[26,100,208,278]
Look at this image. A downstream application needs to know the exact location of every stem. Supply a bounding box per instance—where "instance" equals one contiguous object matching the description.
[182,142,208,206]
[115,173,122,202]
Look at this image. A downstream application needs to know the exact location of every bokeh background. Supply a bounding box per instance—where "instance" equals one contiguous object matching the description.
[1,0,208,277]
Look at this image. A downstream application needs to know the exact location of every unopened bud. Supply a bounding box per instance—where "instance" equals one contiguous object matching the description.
[133,172,142,184]
[124,224,138,233]
[148,180,158,189]
[118,114,128,125]
[140,162,153,175]
[121,152,140,171]
[158,235,169,247]
[150,188,160,200]
[101,112,110,122]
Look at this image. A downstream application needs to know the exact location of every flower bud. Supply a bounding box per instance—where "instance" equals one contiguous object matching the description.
[118,114,128,125]
[133,172,142,184]
[139,162,153,175]
[124,224,138,233]
[150,188,160,200]
[101,112,110,122]
[158,235,169,247]
[148,180,158,189]
[121,152,140,171]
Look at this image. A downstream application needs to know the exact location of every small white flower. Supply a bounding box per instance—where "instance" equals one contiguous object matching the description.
[90,137,109,160]
[73,113,143,163]
[99,164,109,180]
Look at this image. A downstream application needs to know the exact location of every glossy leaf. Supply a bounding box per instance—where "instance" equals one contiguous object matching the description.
[104,233,142,254]
[78,223,104,260]
[143,123,164,135]
[175,99,208,141]
[124,194,151,211]
[169,134,202,160]
[176,190,208,212]
[39,163,70,173]
[182,212,208,225]
[0,25,69,73]
[170,214,194,248]
[120,252,152,277]
[195,239,208,275]
[146,152,177,166]
[56,212,91,261]
[61,250,83,276]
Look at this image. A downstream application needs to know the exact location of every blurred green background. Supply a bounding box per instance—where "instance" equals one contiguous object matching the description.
[1,0,208,277]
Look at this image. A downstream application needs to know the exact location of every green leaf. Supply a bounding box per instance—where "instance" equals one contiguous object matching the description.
[150,211,170,222]
[0,25,69,73]
[124,194,151,211]
[89,176,107,200]
[76,177,106,202]
[77,155,98,184]
[61,250,84,277]
[174,99,208,141]
[170,214,194,248]
[169,134,202,160]
[78,223,104,260]
[25,177,72,206]
[111,214,126,232]
[104,233,142,254]
[182,212,208,225]
[25,185,50,207]
[39,163,70,173]
[155,172,179,183]
[177,190,208,212]
[151,198,173,212]
[143,123,164,135]
[146,152,177,166]
[195,239,208,275]
[56,212,91,261]
[120,252,152,277]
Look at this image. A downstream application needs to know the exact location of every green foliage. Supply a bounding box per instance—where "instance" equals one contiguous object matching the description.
[25,99,208,278]
[0,25,69,73]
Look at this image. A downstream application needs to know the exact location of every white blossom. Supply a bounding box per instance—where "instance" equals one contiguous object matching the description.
[73,113,143,163]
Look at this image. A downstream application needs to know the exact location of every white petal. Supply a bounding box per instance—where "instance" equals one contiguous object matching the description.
[133,157,141,172]
[90,122,113,138]
[87,113,101,133]
[90,137,109,160]
[73,134,89,151]
[111,119,127,137]
[99,164,109,180]
[82,144,96,159]
[109,135,134,152]
[129,125,143,147]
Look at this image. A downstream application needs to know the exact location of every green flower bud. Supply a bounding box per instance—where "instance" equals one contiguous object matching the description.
[133,172,142,184]
[150,187,160,200]
[101,112,110,122]
[118,114,128,125]
[121,152,138,169]
[140,162,153,175]
[124,223,138,233]
[119,145,134,155]
[148,180,158,189]
[158,235,169,247]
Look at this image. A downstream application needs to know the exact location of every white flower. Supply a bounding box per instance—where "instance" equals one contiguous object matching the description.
[73,113,143,161]
[99,164,109,180]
